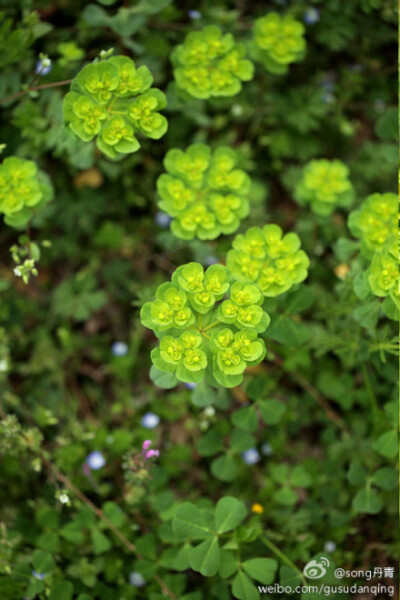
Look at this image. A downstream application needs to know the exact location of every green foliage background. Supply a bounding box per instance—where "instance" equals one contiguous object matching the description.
[0,1,398,599]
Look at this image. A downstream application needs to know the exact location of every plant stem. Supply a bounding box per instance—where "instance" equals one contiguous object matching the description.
[261,534,307,585]
[202,320,220,333]
[0,79,73,105]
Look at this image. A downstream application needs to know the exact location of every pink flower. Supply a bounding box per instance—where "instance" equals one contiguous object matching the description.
[142,440,160,460]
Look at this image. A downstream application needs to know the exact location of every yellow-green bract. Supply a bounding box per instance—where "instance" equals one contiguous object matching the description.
[348,192,399,315]
[171,25,254,99]
[250,12,306,75]
[0,156,53,228]
[157,144,251,240]
[294,159,354,216]
[227,224,309,297]
[348,192,397,257]
[140,263,270,388]
[63,56,168,159]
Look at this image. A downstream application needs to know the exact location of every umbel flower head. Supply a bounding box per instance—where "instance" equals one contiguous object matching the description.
[227,225,309,297]
[0,157,53,228]
[294,159,354,216]
[348,192,397,257]
[171,25,254,99]
[140,263,269,388]
[63,55,167,159]
[157,144,251,240]
[368,236,398,307]
[250,12,306,75]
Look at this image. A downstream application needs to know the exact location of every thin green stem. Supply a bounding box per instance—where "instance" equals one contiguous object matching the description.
[202,320,220,333]
[261,534,307,585]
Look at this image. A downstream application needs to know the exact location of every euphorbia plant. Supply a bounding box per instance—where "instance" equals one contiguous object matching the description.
[140,262,269,387]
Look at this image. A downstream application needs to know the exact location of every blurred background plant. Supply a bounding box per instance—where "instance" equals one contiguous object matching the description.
[0,1,398,599]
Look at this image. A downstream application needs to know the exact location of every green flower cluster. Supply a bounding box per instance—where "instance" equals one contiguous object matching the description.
[294,159,354,216]
[348,192,397,257]
[250,12,306,75]
[0,157,53,228]
[157,144,251,240]
[63,56,167,159]
[368,237,398,308]
[227,225,309,297]
[349,193,398,312]
[140,263,269,388]
[171,25,254,99]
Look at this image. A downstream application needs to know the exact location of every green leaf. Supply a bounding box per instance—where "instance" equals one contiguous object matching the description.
[290,465,312,488]
[219,550,239,579]
[214,497,247,534]
[266,316,309,346]
[192,380,215,407]
[102,501,125,527]
[77,595,94,600]
[189,537,220,576]
[149,365,178,389]
[231,406,258,432]
[91,529,112,554]
[32,550,55,574]
[373,430,398,458]
[49,581,74,600]
[173,503,213,540]
[197,429,224,457]
[37,532,59,553]
[211,454,238,482]
[232,571,259,600]
[230,429,255,453]
[280,565,303,587]
[347,461,368,486]
[371,467,398,491]
[352,486,383,514]
[258,399,286,425]
[242,558,278,584]
[274,487,298,506]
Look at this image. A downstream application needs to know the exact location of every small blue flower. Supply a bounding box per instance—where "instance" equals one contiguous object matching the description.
[184,382,197,390]
[242,448,261,465]
[129,571,146,587]
[111,341,128,357]
[203,255,219,266]
[35,59,52,76]
[303,7,320,25]
[261,442,274,456]
[86,451,106,470]
[32,571,46,580]
[324,540,336,553]
[188,10,202,19]
[154,211,172,228]
[141,412,160,429]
